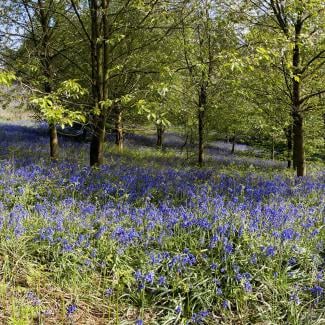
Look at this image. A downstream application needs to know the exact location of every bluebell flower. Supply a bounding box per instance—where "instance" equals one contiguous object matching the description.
[210,263,218,271]
[235,273,243,282]
[135,320,143,325]
[104,288,113,297]
[137,283,145,291]
[224,242,233,255]
[191,310,209,323]
[281,228,296,241]
[316,272,323,281]
[26,291,41,306]
[66,304,77,316]
[250,254,257,265]
[265,246,276,257]
[144,271,154,285]
[242,272,252,280]
[158,276,166,286]
[310,285,324,297]
[288,257,297,267]
[290,293,300,305]
[222,300,230,309]
[244,281,252,292]
[134,270,143,281]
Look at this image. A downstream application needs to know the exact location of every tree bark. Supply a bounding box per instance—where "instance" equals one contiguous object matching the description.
[156,124,164,149]
[89,0,110,166]
[38,0,59,160]
[323,113,325,142]
[49,123,59,160]
[284,126,292,168]
[90,114,106,166]
[292,111,305,176]
[271,136,275,160]
[292,21,305,176]
[198,85,206,166]
[115,108,123,150]
[231,136,236,154]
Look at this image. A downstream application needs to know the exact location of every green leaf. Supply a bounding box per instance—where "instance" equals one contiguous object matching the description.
[0,71,16,86]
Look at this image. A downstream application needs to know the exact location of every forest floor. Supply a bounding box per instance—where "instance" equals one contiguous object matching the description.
[121,131,286,169]
[0,121,324,325]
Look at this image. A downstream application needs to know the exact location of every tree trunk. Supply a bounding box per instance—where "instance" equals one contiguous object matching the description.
[198,85,206,166]
[115,108,123,150]
[323,113,325,142]
[271,136,275,160]
[38,0,59,160]
[90,114,106,166]
[181,134,188,153]
[292,21,305,177]
[231,136,236,154]
[292,111,305,176]
[156,124,164,149]
[89,0,110,166]
[49,123,59,160]
[285,126,292,168]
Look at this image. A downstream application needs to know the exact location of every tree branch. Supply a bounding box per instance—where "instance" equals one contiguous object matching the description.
[301,49,325,74]
[300,89,325,104]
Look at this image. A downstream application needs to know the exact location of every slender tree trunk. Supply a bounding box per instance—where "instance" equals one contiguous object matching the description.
[198,85,206,166]
[198,110,205,165]
[271,136,275,160]
[181,134,188,153]
[89,0,110,166]
[231,136,236,154]
[292,111,305,176]
[49,125,58,160]
[285,126,292,168]
[156,124,164,149]
[186,129,194,160]
[323,113,325,142]
[49,123,59,160]
[115,108,123,150]
[292,21,305,176]
[38,0,59,160]
[44,81,58,160]
[90,114,106,166]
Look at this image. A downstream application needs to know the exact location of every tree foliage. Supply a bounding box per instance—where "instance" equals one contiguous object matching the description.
[0,0,323,174]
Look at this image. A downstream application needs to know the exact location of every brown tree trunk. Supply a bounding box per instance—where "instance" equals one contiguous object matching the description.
[180,133,188,153]
[90,114,106,166]
[49,123,59,160]
[231,136,236,154]
[323,113,325,142]
[156,124,164,149]
[292,111,305,176]
[115,108,123,150]
[292,21,305,176]
[45,77,58,160]
[38,0,59,160]
[271,136,275,160]
[285,126,292,168]
[198,85,206,166]
[89,0,110,166]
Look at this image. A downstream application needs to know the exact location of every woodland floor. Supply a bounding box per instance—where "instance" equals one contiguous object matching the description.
[0,121,323,325]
